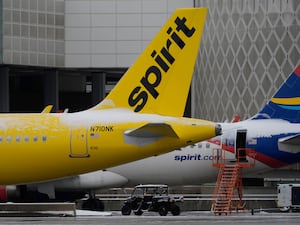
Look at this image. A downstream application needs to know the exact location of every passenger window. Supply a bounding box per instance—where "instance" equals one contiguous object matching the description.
[16,136,21,142]
[0,136,2,142]
[33,136,38,142]
[42,136,47,142]
[24,136,29,142]
[206,143,210,148]
[6,136,12,142]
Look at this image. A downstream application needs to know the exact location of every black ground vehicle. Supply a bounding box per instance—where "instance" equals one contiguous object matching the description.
[121,184,182,216]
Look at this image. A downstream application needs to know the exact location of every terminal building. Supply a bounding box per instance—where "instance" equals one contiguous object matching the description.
[0,0,299,121]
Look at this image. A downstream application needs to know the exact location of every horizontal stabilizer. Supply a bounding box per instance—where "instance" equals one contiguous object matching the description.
[124,123,178,146]
[278,133,300,153]
[279,134,300,145]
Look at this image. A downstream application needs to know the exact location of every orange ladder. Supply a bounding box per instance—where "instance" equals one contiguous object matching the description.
[211,148,256,215]
[211,164,242,215]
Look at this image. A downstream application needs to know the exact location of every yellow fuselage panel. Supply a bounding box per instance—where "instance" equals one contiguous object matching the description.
[0,114,68,184]
[0,110,216,184]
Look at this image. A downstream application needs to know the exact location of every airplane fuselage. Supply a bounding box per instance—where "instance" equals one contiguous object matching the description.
[106,119,300,186]
[0,108,217,185]
[219,119,300,167]
[27,119,300,189]
[4,118,300,203]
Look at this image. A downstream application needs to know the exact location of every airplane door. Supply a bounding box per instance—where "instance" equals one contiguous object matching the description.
[236,129,247,161]
[70,128,89,158]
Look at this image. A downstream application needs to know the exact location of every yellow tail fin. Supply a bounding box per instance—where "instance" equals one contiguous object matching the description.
[92,8,207,116]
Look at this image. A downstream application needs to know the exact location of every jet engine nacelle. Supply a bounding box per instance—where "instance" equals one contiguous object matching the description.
[0,171,128,202]
[48,170,129,191]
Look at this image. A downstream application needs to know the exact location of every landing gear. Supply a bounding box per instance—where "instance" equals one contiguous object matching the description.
[81,198,104,211]
[81,191,104,211]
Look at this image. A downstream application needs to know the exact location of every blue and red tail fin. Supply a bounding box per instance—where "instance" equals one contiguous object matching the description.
[252,64,300,123]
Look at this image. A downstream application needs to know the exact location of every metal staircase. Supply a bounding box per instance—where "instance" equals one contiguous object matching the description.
[211,148,256,215]
[211,164,242,215]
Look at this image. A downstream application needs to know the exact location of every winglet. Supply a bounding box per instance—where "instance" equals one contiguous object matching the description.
[41,105,53,113]
[90,8,207,116]
[251,64,300,123]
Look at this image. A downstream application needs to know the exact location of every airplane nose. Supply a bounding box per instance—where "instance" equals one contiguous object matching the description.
[215,124,222,136]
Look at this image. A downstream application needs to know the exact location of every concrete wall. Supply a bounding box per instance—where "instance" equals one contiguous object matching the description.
[64,0,194,68]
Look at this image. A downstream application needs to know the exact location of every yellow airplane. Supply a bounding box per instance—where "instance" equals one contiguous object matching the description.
[0,8,221,185]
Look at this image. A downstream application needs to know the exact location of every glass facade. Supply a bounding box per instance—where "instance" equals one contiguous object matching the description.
[64,0,193,67]
[2,0,64,67]
[0,0,3,63]
[1,0,299,120]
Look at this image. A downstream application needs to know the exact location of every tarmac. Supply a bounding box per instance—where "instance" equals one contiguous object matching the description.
[0,210,300,225]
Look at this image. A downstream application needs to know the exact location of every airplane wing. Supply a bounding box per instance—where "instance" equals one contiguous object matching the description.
[124,123,178,146]
[278,133,300,153]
